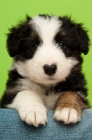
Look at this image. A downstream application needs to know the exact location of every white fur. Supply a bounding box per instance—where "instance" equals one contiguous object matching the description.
[7,16,79,126]
[7,88,62,126]
[8,78,62,110]
[7,90,47,127]
[15,16,78,85]
[30,16,61,42]
[54,108,81,124]
[15,50,78,85]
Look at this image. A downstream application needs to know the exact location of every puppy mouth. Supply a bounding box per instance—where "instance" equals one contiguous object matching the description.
[48,77,55,80]
[43,76,54,80]
[45,75,57,81]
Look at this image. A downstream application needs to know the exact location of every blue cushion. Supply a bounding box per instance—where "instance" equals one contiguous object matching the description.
[0,109,92,140]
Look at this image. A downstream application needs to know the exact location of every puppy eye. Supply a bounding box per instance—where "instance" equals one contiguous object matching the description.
[31,42,38,50]
[58,41,66,49]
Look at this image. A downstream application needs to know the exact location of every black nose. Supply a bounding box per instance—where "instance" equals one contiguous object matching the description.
[43,64,57,76]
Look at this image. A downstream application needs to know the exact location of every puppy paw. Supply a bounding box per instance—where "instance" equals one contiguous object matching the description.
[18,105,47,127]
[54,108,81,124]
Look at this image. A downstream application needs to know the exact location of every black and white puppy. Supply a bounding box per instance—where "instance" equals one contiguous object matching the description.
[1,15,90,127]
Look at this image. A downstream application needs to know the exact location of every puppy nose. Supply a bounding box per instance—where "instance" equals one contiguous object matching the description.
[43,64,57,76]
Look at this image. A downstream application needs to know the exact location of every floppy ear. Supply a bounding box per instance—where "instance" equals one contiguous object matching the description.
[59,16,90,55]
[76,24,90,55]
[6,16,32,57]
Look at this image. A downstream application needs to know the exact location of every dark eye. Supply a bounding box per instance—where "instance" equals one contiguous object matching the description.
[31,42,38,50]
[58,41,66,49]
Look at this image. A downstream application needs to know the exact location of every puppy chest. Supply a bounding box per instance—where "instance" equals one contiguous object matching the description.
[43,93,61,110]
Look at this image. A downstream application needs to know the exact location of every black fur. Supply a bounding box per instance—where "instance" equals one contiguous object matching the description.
[1,15,90,108]
[7,15,90,59]
[59,16,90,55]
[1,70,24,107]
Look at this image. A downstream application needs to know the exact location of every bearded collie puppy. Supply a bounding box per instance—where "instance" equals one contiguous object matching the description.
[1,15,90,127]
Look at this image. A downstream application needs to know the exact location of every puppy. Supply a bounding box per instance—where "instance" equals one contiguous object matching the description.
[1,15,90,127]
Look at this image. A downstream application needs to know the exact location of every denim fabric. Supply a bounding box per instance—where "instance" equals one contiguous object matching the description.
[0,109,92,140]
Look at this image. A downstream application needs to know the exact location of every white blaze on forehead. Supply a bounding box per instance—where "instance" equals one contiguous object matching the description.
[29,16,62,42]
[17,15,79,85]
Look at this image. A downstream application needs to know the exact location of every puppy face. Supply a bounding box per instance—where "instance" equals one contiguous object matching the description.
[7,15,90,85]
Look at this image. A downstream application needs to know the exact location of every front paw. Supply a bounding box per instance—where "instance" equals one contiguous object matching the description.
[54,108,81,124]
[18,105,47,127]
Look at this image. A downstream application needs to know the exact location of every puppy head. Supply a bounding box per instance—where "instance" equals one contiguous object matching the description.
[7,15,90,85]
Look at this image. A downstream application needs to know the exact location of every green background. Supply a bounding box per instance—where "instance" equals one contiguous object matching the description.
[0,0,92,106]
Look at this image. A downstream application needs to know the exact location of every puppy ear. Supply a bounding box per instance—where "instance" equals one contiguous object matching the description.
[60,16,90,55]
[76,24,90,55]
[6,16,31,57]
